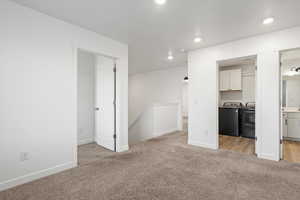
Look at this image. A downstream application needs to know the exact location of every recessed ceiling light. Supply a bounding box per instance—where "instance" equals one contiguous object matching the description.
[194,37,202,43]
[263,17,274,25]
[168,55,174,60]
[168,51,174,60]
[155,0,166,5]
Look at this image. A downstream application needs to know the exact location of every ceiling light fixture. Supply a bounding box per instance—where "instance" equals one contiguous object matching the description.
[155,0,167,5]
[168,52,173,60]
[184,76,189,82]
[263,17,274,25]
[286,67,300,76]
[194,37,202,43]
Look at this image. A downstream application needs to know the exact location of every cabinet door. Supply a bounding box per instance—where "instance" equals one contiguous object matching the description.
[287,119,300,138]
[230,69,242,90]
[220,70,230,91]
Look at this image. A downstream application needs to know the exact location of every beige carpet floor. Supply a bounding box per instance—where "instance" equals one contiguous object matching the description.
[1,132,300,200]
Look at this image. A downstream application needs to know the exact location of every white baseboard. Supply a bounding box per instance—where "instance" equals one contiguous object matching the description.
[0,162,77,192]
[284,137,300,142]
[78,137,94,146]
[118,145,129,152]
[154,128,179,137]
[188,140,218,150]
[129,129,180,145]
[258,153,279,161]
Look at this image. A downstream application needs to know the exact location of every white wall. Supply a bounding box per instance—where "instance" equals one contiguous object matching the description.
[129,67,187,124]
[182,83,189,117]
[129,67,187,143]
[77,50,95,145]
[188,26,300,161]
[286,79,300,107]
[153,103,181,135]
[0,0,128,191]
[281,57,300,108]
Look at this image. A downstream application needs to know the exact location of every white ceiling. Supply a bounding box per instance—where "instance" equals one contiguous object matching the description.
[11,0,300,74]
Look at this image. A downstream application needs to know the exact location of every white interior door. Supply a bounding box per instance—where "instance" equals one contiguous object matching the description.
[95,56,115,151]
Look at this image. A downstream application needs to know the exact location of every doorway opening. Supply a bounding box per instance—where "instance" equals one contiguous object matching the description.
[280,48,300,163]
[217,56,257,156]
[77,49,117,164]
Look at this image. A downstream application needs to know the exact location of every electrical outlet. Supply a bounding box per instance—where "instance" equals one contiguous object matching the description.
[20,152,30,162]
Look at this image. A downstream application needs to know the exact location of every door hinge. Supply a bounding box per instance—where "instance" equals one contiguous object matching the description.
[113,134,117,139]
[280,139,283,144]
[255,136,257,141]
[113,100,116,105]
[113,67,116,73]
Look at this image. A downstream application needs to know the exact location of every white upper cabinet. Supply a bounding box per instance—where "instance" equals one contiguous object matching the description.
[219,69,242,91]
[230,69,242,90]
[219,70,230,91]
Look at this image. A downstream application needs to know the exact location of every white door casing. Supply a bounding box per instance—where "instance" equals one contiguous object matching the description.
[280,62,283,159]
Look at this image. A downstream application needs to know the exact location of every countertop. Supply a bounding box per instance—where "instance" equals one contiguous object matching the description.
[282,107,300,113]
